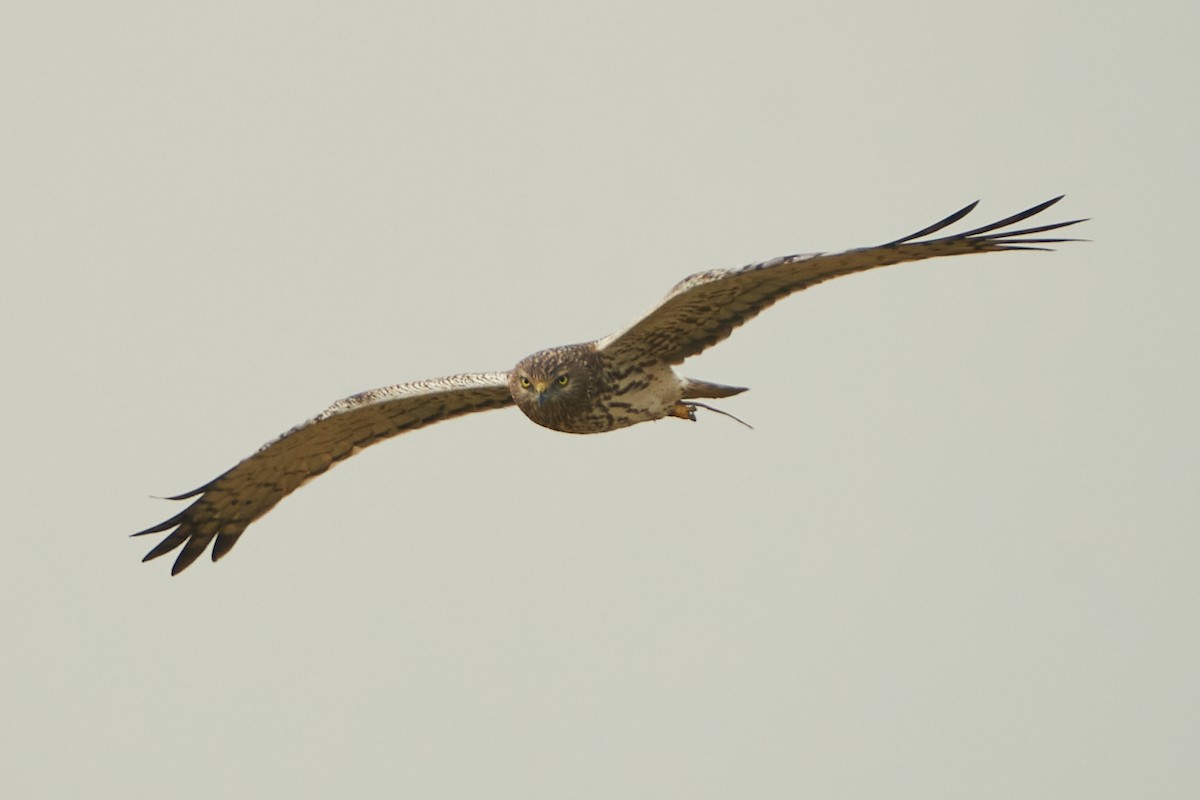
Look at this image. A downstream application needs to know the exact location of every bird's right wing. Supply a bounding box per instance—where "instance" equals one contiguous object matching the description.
[133,372,514,574]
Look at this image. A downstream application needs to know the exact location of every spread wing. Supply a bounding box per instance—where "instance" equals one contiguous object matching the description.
[597,196,1085,365]
[134,372,514,574]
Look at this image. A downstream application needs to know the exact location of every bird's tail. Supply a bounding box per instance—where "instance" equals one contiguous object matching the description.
[681,378,748,399]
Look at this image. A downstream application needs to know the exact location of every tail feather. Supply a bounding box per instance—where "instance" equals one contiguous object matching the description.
[681,378,748,399]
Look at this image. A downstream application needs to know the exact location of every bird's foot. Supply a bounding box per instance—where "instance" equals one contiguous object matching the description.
[675,401,753,429]
[669,402,698,421]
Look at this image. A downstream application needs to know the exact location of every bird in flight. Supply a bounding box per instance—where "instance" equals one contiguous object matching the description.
[135,197,1084,574]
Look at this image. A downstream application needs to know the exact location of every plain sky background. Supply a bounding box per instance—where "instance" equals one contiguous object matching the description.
[3,2,1197,798]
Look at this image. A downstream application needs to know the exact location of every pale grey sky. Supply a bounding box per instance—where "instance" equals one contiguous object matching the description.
[3,2,1197,798]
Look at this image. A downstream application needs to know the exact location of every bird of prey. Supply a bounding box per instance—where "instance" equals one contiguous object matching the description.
[134,197,1084,574]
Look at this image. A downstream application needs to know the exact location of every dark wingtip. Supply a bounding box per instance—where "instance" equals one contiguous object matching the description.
[140,530,186,560]
[170,541,209,575]
[131,512,185,538]
[211,532,242,562]
[954,196,1072,239]
[887,200,981,245]
[887,195,1085,250]
[163,480,216,501]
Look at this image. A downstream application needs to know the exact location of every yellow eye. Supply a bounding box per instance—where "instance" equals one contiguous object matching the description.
[519,376,531,388]
[557,375,570,386]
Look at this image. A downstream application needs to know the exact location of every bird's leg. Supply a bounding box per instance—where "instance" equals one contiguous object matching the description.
[668,402,698,421]
[672,401,754,429]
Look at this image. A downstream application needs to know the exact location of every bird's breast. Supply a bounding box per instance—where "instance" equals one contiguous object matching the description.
[513,362,687,435]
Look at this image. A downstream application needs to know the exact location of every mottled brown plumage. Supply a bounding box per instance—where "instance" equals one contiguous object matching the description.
[508,343,748,433]
[134,197,1085,573]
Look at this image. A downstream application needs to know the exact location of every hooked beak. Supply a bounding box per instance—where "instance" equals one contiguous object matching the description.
[533,381,549,406]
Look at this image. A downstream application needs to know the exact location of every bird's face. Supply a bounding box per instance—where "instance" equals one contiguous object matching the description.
[508,357,578,407]
[509,344,603,431]
[515,369,574,407]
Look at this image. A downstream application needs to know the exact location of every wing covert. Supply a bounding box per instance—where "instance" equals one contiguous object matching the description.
[597,197,1084,366]
[134,372,513,574]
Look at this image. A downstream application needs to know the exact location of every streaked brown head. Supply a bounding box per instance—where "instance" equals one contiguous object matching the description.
[509,343,605,432]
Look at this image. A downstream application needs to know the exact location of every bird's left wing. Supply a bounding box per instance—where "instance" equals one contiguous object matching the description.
[597,197,1085,366]
[134,372,514,574]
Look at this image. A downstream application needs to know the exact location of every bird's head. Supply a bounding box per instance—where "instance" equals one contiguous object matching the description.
[509,344,602,431]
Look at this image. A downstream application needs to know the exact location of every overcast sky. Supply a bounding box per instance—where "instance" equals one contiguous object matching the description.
[3,2,1198,798]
